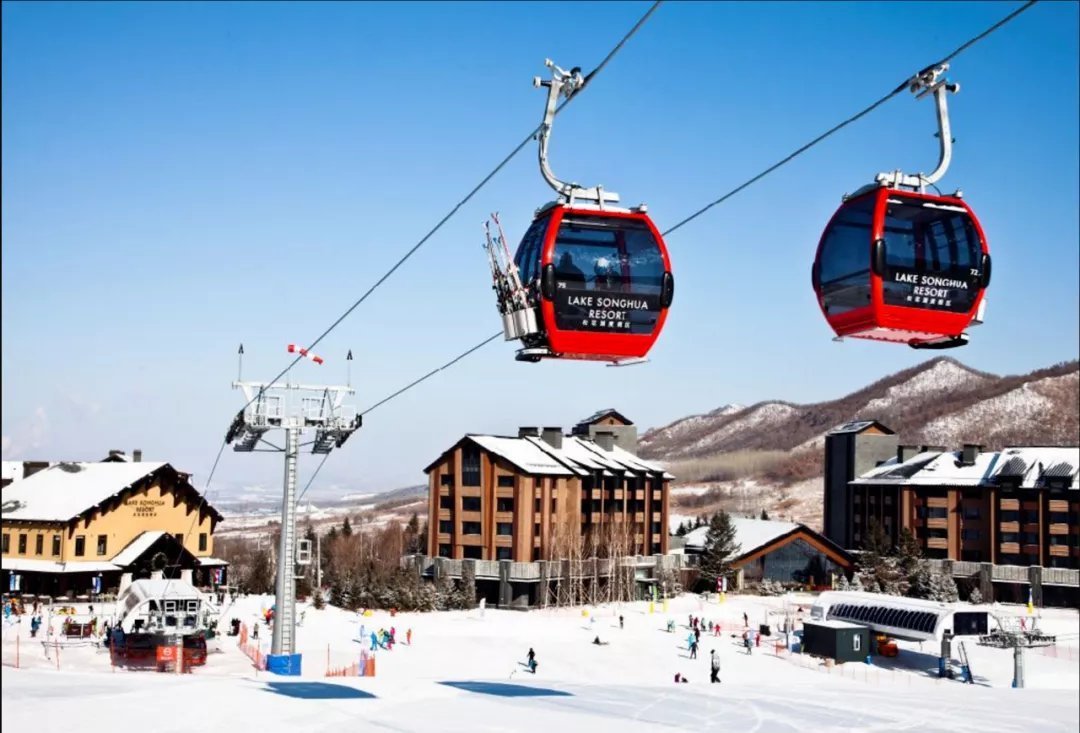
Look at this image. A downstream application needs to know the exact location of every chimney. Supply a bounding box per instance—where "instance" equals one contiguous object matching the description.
[961,443,982,466]
[133,449,143,463]
[518,427,540,438]
[921,445,946,454]
[594,431,615,452]
[897,445,921,464]
[541,427,563,450]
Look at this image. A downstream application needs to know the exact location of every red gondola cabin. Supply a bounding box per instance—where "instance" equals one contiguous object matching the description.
[812,186,990,349]
[512,202,674,362]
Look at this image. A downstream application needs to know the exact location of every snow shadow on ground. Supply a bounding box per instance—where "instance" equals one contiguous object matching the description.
[439,681,573,698]
[262,681,376,700]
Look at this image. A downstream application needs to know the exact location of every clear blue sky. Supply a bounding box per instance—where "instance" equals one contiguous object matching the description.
[3,1,1077,499]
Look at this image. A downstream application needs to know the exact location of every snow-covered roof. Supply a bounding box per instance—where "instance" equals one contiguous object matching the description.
[1,557,120,573]
[828,420,894,435]
[853,447,1079,489]
[805,618,869,631]
[525,436,616,476]
[0,461,168,522]
[467,435,576,476]
[576,409,633,427]
[110,531,168,567]
[684,517,801,555]
[198,557,229,567]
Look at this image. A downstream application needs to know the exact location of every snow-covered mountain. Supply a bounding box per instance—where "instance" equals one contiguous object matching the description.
[641,358,1077,462]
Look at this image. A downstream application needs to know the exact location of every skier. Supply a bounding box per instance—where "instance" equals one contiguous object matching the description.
[619,615,624,630]
[743,629,753,655]
[743,612,749,628]
[687,631,695,650]
[369,631,379,652]
[527,647,536,673]
[30,614,41,639]
[710,650,720,684]
[406,628,412,645]
[714,622,722,637]
[694,627,701,644]
[690,639,698,659]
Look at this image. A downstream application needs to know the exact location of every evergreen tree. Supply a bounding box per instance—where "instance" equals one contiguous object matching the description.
[968,587,983,604]
[460,561,477,608]
[342,517,353,537]
[698,511,741,591]
[247,548,274,595]
[760,509,770,521]
[327,526,338,544]
[675,521,688,537]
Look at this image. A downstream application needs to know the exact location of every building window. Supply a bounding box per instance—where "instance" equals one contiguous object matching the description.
[438,544,451,558]
[462,497,481,512]
[440,473,454,487]
[963,506,981,520]
[534,522,541,537]
[496,547,512,561]
[961,529,981,541]
[497,523,513,536]
[497,475,515,488]
[927,529,948,540]
[440,495,452,510]
[75,536,86,557]
[1000,510,1019,523]
[532,547,541,561]
[199,533,208,552]
[439,520,452,534]
[35,535,43,555]
[462,522,482,535]
[462,444,481,487]
[1000,532,1019,544]
[927,507,947,519]
[853,634,862,652]
[52,535,61,556]
[463,545,482,559]
[551,497,557,514]
[1049,512,1069,524]
[97,535,108,556]
[961,550,982,562]
[1021,532,1039,545]
[497,498,514,512]
[1022,510,1038,524]
[17,534,27,554]
[1049,534,1068,546]
[1,534,8,553]
[535,498,542,513]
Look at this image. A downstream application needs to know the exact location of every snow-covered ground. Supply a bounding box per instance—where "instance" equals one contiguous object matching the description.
[3,593,1078,732]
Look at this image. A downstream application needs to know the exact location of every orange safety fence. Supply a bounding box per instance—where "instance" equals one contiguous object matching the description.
[324,645,376,678]
[238,623,267,671]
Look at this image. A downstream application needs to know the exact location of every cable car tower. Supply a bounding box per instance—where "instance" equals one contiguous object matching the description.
[225,344,361,663]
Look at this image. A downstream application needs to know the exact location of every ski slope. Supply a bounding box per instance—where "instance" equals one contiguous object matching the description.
[3,593,1078,732]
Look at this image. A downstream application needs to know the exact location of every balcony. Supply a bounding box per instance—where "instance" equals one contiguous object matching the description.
[1049,545,1070,558]
[999,498,1020,511]
[495,511,514,523]
[612,490,624,501]
[652,492,662,502]
[652,512,661,522]
[999,522,1020,533]
[1049,523,1069,535]
[590,489,602,500]
[634,490,645,501]
[1000,542,1020,555]
[1048,499,1069,513]
[652,534,662,544]
[926,518,948,530]
[1022,544,1040,555]
[926,537,948,550]
[495,486,514,499]
[634,512,645,523]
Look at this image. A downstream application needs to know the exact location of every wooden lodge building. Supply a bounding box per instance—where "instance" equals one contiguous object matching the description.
[1,453,226,598]
[425,411,672,562]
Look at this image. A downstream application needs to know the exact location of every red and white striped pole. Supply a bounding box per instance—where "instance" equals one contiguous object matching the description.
[287,344,324,365]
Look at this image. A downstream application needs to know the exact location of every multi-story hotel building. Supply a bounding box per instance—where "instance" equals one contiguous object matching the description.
[425,412,672,562]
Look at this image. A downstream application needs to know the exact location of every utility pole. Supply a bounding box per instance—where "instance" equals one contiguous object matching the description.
[225,346,361,664]
[316,532,322,594]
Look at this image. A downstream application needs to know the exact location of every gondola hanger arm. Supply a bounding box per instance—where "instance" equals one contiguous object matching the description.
[534,58,620,207]
[877,63,960,192]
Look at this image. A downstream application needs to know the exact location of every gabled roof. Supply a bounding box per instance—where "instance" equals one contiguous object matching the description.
[110,531,168,567]
[576,409,633,427]
[423,432,673,479]
[0,462,223,523]
[852,447,1079,489]
[684,517,852,567]
[466,435,578,476]
[828,420,895,436]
